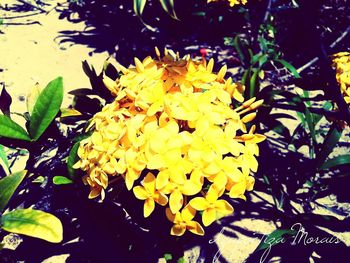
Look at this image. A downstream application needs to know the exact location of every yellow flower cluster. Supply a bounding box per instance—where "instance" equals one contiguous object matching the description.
[73,48,265,236]
[333,52,350,104]
[208,0,248,7]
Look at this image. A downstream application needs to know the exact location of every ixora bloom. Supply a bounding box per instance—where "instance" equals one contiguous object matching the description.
[73,48,265,236]
[333,52,350,104]
[208,0,248,7]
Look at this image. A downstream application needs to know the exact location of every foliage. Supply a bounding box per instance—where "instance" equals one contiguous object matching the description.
[0,77,66,250]
[0,171,63,244]
[0,77,64,142]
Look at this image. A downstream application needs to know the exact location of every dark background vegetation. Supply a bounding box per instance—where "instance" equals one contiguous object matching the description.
[0,0,349,262]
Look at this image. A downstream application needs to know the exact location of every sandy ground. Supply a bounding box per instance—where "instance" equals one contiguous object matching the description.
[0,0,111,114]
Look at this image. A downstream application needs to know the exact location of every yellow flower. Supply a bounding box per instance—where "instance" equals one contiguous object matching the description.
[166,205,204,236]
[207,0,248,7]
[189,186,234,226]
[73,48,265,235]
[133,172,168,217]
[333,52,350,104]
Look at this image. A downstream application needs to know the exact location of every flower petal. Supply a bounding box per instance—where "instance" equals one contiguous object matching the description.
[202,208,217,226]
[214,199,234,215]
[156,170,170,190]
[170,224,186,236]
[181,205,196,221]
[189,197,209,211]
[165,208,175,222]
[229,181,246,198]
[154,191,168,206]
[143,172,156,194]
[181,180,202,196]
[169,189,183,214]
[133,186,148,200]
[144,198,155,217]
[187,221,205,236]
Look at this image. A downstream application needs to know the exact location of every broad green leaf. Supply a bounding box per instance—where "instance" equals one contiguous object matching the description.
[320,155,350,170]
[0,115,31,141]
[256,229,296,251]
[0,144,9,175]
[159,0,178,19]
[275,59,300,78]
[29,77,64,141]
[133,0,147,17]
[53,176,73,185]
[26,83,42,115]
[0,170,27,212]
[1,208,63,243]
[315,123,343,169]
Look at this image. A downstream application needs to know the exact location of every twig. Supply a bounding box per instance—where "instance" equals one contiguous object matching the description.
[0,11,42,19]
[263,0,273,22]
[17,0,47,13]
[297,25,350,74]
[2,21,41,26]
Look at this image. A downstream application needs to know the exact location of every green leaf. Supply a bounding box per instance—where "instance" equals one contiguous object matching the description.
[313,101,333,125]
[269,113,296,120]
[32,176,45,184]
[275,59,300,78]
[133,0,147,17]
[68,88,97,97]
[256,229,296,251]
[26,83,42,116]
[67,141,81,180]
[159,0,178,19]
[0,144,9,175]
[0,170,27,212]
[29,77,64,141]
[177,257,185,263]
[1,208,63,243]
[53,176,73,185]
[0,115,31,141]
[241,69,250,88]
[320,155,350,170]
[60,108,82,118]
[315,123,343,169]
[164,253,173,261]
[233,36,246,65]
[249,68,260,98]
[304,106,317,144]
[0,85,12,116]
